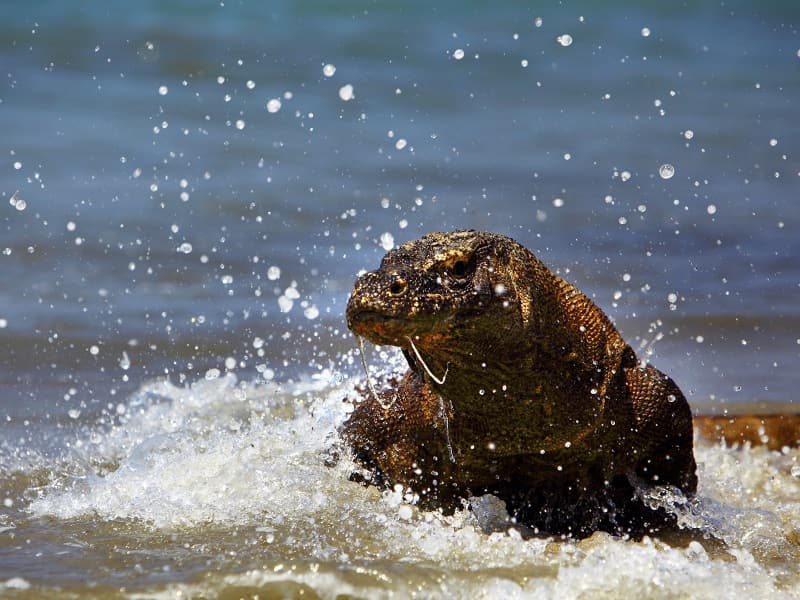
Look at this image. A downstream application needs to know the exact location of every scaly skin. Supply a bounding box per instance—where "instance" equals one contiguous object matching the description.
[342,230,697,537]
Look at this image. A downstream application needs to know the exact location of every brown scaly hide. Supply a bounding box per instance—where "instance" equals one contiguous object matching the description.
[342,230,697,537]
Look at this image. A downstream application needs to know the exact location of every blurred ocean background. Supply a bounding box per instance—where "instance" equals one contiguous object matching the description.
[1,1,799,597]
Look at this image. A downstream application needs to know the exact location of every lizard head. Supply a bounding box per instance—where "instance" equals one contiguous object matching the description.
[346,230,534,354]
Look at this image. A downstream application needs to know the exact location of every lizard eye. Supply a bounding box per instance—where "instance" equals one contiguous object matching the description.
[437,253,475,285]
[388,277,408,296]
[451,260,469,278]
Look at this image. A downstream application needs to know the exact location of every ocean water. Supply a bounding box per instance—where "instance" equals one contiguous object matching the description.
[1,0,799,597]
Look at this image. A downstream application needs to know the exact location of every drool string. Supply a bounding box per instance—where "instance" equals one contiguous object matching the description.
[405,336,449,385]
[405,336,455,463]
[438,395,457,463]
[356,335,397,410]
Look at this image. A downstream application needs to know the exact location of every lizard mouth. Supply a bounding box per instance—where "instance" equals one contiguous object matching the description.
[350,312,452,389]
[347,303,457,348]
[347,310,416,346]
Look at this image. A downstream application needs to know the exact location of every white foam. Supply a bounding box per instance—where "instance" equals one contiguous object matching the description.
[0,578,31,591]
[28,373,358,528]
[135,531,796,600]
[23,366,800,597]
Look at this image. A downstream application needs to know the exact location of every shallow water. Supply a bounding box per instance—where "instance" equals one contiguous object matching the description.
[1,0,799,597]
[2,366,799,598]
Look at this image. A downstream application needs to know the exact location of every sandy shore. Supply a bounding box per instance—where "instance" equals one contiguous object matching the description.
[694,414,800,449]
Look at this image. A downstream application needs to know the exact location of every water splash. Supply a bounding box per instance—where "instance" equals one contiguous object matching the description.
[11,372,800,598]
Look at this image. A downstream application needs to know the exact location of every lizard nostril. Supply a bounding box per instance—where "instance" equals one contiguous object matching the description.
[388,278,408,296]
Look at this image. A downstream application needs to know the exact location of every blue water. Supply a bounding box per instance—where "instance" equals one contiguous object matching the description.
[1,1,799,595]
[3,0,798,413]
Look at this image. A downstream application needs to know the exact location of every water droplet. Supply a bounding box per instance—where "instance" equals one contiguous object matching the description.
[521,59,528,68]
[266,98,282,113]
[267,266,281,281]
[684,129,694,140]
[138,40,159,63]
[707,204,717,215]
[322,63,336,77]
[620,170,631,182]
[453,48,465,60]
[119,351,131,370]
[557,34,573,47]
[246,80,255,89]
[552,197,564,208]
[641,27,651,37]
[278,296,293,313]
[205,368,221,380]
[769,138,778,147]
[687,540,706,559]
[338,84,354,101]
[158,85,168,96]
[534,17,543,28]
[0,319,7,329]
[380,232,394,251]
[9,192,28,212]
[395,139,407,150]
[89,345,100,356]
[659,164,675,179]
[13,161,22,170]
[235,119,245,130]
[177,242,193,254]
